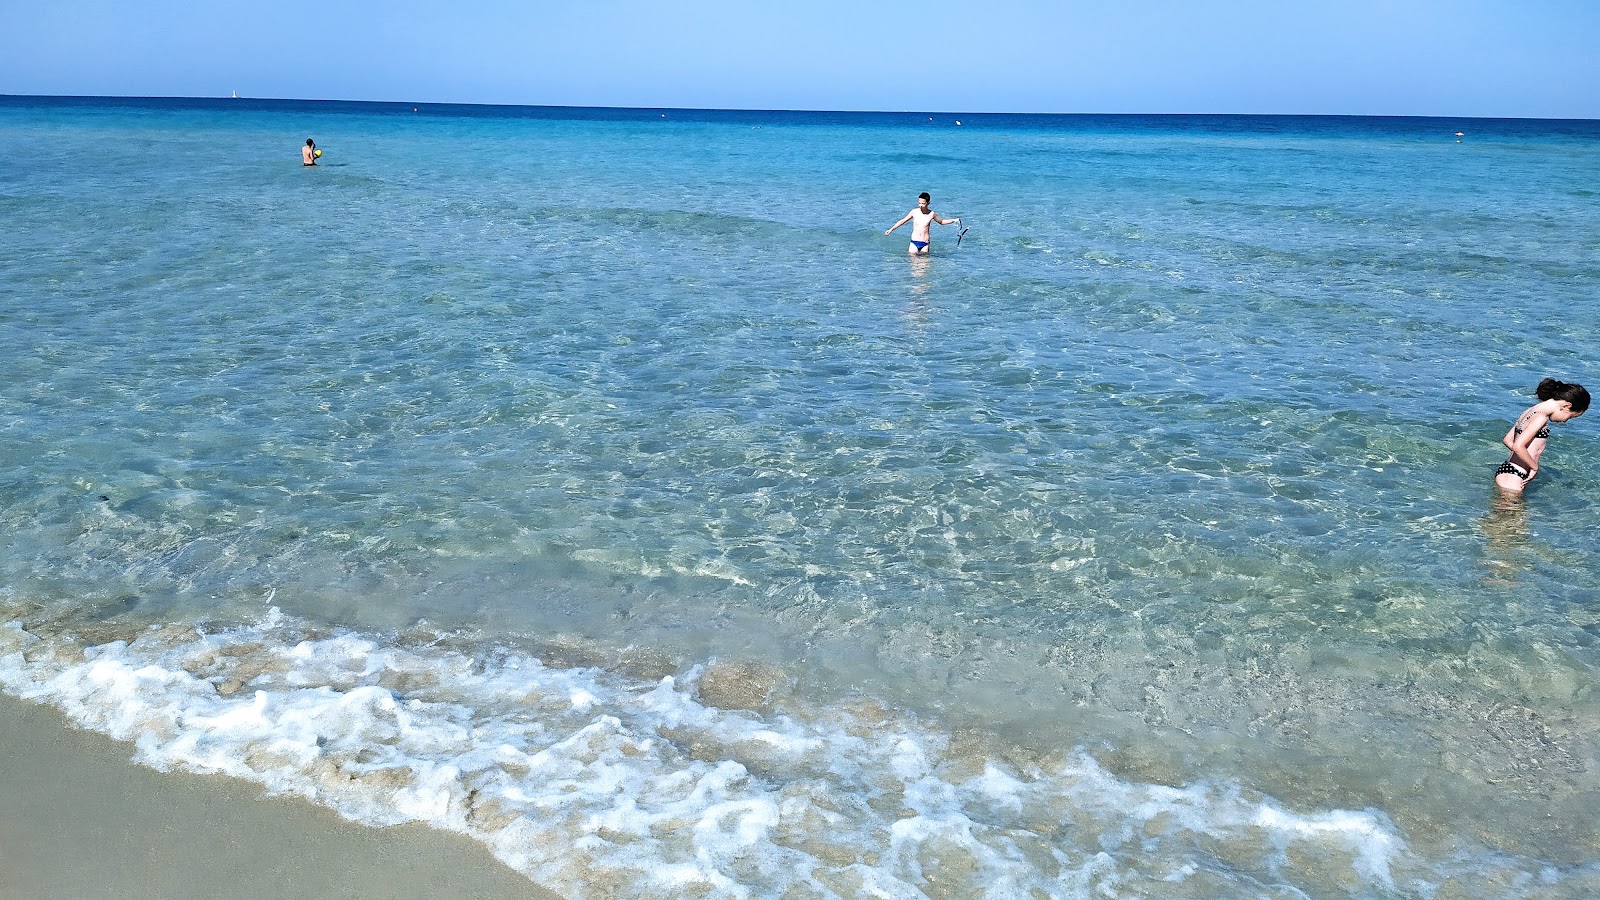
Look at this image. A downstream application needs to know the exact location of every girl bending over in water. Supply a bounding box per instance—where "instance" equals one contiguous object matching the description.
[1495,378,1589,492]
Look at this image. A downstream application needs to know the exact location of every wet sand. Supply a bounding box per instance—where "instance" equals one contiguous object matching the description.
[0,693,561,900]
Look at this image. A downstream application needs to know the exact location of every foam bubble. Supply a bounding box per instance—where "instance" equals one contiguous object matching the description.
[0,607,1554,897]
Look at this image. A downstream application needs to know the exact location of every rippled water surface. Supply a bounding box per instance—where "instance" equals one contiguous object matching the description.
[3,97,1599,897]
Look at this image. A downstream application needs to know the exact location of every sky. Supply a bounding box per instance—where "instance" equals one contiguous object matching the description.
[3,0,1597,118]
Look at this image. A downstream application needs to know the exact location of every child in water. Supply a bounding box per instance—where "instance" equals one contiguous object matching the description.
[886,192,960,255]
[1495,378,1589,492]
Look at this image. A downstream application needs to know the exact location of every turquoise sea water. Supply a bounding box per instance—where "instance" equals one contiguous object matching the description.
[3,96,1599,897]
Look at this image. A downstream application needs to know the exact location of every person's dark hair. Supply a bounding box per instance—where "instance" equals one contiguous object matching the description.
[1537,378,1590,413]
[918,192,931,202]
[306,138,315,147]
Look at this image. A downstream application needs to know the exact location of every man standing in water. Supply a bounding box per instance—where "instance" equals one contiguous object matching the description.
[886,192,960,255]
[302,138,318,166]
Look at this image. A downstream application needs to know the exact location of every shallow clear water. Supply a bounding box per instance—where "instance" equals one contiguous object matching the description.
[3,97,1599,897]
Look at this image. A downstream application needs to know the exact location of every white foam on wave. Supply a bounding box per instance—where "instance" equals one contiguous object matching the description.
[1,608,1420,898]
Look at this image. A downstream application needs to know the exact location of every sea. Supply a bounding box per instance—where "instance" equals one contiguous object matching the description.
[2,95,1598,898]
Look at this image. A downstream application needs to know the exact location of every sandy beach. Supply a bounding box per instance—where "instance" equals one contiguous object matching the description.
[0,693,560,900]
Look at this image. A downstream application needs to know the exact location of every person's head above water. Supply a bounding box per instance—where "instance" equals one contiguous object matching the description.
[918,192,931,209]
[1537,378,1589,419]
[306,138,315,147]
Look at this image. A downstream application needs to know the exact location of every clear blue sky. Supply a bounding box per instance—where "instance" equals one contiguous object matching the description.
[4,0,1597,118]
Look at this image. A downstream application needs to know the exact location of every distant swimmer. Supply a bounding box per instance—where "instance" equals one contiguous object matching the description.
[1494,378,1588,493]
[302,138,319,166]
[886,192,960,255]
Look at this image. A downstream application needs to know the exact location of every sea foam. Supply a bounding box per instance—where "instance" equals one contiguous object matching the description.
[1,606,1420,898]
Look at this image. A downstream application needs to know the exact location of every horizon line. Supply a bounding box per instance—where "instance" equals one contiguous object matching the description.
[3,92,1596,124]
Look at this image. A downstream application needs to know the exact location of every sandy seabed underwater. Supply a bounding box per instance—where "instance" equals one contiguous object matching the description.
[3,97,1600,897]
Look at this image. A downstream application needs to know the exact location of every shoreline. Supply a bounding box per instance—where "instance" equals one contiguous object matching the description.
[0,692,560,900]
